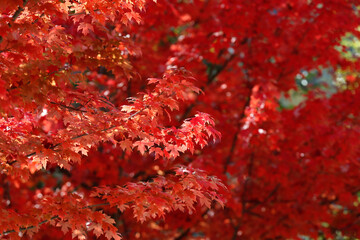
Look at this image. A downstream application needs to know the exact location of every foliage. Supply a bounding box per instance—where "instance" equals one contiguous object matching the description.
[1,0,360,239]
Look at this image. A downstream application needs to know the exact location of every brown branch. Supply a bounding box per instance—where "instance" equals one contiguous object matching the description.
[223,84,252,173]
[246,184,280,212]
[243,209,263,218]
[0,48,11,53]
[12,0,29,22]
[241,153,254,216]
[174,209,210,240]
[259,216,287,239]
[174,228,190,240]
[2,215,59,235]
[68,11,86,16]
[180,54,235,121]
[68,9,100,16]
[208,53,235,84]
[179,38,248,122]
[84,202,110,209]
[50,101,87,113]
[231,224,240,240]
[32,13,44,25]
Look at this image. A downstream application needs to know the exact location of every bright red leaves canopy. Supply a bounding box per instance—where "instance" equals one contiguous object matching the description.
[1,0,360,239]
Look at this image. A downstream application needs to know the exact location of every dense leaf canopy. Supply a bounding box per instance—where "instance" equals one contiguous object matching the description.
[1,0,360,239]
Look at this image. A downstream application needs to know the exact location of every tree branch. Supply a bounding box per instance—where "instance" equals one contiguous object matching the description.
[0,202,110,236]
[223,84,252,173]
[50,101,87,113]
[246,184,280,212]
[174,209,210,240]
[180,54,235,121]
[8,107,147,164]
[12,0,29,22]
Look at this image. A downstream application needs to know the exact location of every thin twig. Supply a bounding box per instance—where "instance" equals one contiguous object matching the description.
[174,209,210,240]
[1,202,110,236]
[16,107,146,160]
[223,84,252,173]
[1,215,59,235]
[50,101,87,112]
[180,54,235,121]
[246,184,280,212]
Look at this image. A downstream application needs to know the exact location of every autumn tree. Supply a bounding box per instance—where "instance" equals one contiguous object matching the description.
[1,0,360,239]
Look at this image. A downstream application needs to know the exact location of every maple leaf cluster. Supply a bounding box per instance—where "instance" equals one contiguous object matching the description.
[0,0,224,239]
[1,0,360,239]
